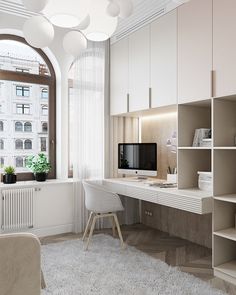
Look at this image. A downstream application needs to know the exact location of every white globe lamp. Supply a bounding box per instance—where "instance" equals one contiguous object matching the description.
[117,0,133,18]
[83,0,118,41]
[63,31,87,57]
[22,0,49,12]
[23,16,54,48]
[106,1,120,17]
[43,0,89,28]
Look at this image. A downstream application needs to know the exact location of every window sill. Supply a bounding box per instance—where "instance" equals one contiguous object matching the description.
[0,178,74,189]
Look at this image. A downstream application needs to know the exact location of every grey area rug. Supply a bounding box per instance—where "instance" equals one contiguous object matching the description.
[41,234,225,295]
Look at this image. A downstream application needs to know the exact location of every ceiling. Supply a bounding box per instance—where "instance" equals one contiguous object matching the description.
[0,0,180,43]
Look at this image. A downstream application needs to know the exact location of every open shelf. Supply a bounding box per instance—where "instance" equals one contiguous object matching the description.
[214,147,236,150]
[215,260,236,279]
[178,102,211,147]
[178,147,212,150]
[214,194,236,203]
[214,228,236,242]
[178,149,211,189]
[214,97,236,147]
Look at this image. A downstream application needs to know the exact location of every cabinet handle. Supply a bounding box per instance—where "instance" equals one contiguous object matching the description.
[211,70,215,98]
[127,94,130,113]
[149,88,152,108]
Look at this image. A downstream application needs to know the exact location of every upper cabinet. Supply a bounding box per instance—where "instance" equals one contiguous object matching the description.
[213,0,236,98]
[129,25,150,112]
[178,0,213,104]
[150,10,177,108]
[110,37,129,116]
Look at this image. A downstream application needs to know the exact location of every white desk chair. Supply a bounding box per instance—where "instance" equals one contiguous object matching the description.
[82,180,125,250]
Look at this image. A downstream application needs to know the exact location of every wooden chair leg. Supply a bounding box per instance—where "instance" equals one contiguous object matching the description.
[82,212,94,241]
[113,213,125,249]
[85,214,97,251]
[111,216,116,237]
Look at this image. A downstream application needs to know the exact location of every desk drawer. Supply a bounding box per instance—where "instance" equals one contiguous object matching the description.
[124,186,158,203]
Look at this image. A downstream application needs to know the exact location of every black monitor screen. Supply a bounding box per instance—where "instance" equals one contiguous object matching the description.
[118,143,157,171]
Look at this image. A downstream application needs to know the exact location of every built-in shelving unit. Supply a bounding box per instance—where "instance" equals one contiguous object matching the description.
[213,95,236,285]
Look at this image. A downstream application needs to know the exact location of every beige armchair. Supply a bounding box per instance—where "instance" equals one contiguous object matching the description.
[0,233,41,295]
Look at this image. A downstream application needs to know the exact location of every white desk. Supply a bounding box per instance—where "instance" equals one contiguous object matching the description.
[102,178,213,215]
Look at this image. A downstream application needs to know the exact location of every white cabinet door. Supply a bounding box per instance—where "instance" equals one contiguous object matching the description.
[129,25,150,112]
[110,37,129,116]
[178,0,212,103]
[213,0,236,98]
[150,10,177,108]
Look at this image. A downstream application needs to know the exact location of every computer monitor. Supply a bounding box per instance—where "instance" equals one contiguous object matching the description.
[118,143,157,177]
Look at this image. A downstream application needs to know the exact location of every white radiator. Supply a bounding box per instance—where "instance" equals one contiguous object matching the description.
[1,188,35,231]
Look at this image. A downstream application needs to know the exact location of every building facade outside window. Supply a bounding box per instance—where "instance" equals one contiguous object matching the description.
[16,85,30,97]
[0,35,56,179]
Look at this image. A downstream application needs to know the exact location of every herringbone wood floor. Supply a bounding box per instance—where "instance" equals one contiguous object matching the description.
[41,223,236,295]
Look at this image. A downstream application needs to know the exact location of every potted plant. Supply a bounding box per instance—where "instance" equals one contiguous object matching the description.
[3,166,17,184]
[26,153,51,182]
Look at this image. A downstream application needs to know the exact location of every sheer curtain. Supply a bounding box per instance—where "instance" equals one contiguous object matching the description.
[70,41,108,233]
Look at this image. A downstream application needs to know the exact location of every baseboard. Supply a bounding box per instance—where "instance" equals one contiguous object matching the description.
[30,224,74,238]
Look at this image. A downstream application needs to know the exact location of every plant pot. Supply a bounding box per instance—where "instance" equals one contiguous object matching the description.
[35,172,47,182]
[3,174,17,184]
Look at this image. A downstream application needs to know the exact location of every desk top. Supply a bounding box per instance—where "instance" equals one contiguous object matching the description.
[103,178,213,214]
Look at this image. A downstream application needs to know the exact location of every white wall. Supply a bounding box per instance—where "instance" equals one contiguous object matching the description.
[0,11,74,179]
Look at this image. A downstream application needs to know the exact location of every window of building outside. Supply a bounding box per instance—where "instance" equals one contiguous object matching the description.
[0,36,56,179]
[42,122,48,132]
[24,139,32,150]
[41,88,48,99]
[0,139,4,149]
[41,105,48,116]
[15,121,23,131]
[40,137,47,152]
[0,120,3,131]
[16,68,29,73]
[16,104,30,114]
[0,157,4,166]
[16,85,30,97]
[24,122,32,132]
[15,139,23,150]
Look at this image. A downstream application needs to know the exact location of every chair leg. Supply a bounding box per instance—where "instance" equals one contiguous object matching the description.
[85,214,97,251]
[111,216,116,237]
[113,213,125,249]
[82,212,94,241]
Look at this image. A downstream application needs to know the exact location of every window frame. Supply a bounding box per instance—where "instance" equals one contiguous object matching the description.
[0,34,56,180]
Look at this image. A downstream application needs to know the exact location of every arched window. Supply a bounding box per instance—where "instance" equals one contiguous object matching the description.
[0,157,4,166]
[42,122,48,132]
[0,121,3,131]
[41,105,48,116]
[24,122,32,132]
[41,88,48,99]
[15,139,23,150]
[24,139,32,150]
[16,157,23,168]
[0,139,4,150]
[0,35,56,179]
[15,121,23,132]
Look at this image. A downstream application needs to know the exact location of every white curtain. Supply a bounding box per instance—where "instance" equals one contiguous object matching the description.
[70,41,108,233]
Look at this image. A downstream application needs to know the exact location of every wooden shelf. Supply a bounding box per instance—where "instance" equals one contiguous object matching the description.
[214,228,236,241]
[214,194,236,203]
[215,260,236,279]
[178,147,212,150]
[214,147,236,150]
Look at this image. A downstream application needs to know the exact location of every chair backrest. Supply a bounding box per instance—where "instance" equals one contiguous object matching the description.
[82,181,124,213]
[0,233,41,295]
